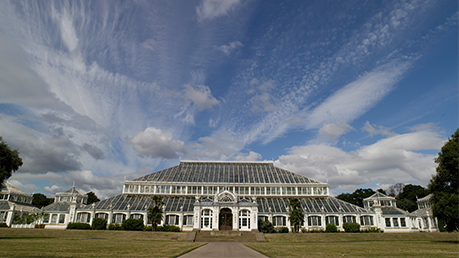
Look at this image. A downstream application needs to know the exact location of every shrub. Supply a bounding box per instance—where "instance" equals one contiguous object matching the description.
[307,228,324,233]
[300,227,307,233]
[259,220,275,233]
[91,218,107,230]
[158,225,181,232]
[276,227,289,233]
[108,223,123,230]
[325,223,338,232]
[343,222,360,233]
[361,227,383,233]
[143,226,153,231]
[122,218,144,231]
[0,222,8,227]
[67,222,91,230]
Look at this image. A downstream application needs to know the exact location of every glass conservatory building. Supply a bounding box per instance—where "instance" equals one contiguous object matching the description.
[73,161,381,232]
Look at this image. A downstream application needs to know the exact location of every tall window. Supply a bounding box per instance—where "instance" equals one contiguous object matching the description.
[343,216,356,223]
[385,218,391,227]
[239,210,251,230]
[96,213,108,220]
[360,216,374,226]
[76,213,90,223]
[58,214,65,224]
[326,216,339,226]
[400,218,406,227]
[201,209,213,229]
[130,214,144,220]
[166,215,179,225]
[308,216,322,226]
[51,214,58,223]
[392,218,399,227]
[273,216,286,227]
[114,213,126,224]
[184,215,193,226]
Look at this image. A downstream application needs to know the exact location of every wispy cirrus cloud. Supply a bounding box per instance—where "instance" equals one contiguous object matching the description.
[214,41,243,55]
[196,0,242,21]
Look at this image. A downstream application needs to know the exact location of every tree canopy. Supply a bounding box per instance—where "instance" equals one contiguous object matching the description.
[86,191,100,205]
[288,198,304,233]
[0,137,23,188]
[147,195,164,231]
[396,184,429,212]
[336,188,375,207]
[428,128,459,232]
[32,193,54,208]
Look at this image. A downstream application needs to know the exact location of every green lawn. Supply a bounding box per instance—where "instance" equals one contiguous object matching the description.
[1,229,458,258]
[245,232,459,258]
[0,228,204,258]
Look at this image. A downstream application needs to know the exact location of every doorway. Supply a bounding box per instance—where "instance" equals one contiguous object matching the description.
[219,208,232,231]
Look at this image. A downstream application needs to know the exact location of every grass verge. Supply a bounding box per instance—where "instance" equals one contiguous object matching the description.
[0,228,204,258]
[245,232,459,258]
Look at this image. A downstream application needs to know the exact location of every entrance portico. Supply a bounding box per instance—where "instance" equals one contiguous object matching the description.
[193,190,258,231]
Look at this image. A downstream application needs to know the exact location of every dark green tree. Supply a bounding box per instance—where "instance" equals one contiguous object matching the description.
[147,195,164,231]
[288,198,304,233]
[0,137,23,188]
[428,129,459,232]
[336,188,375,207]
[86,191,100,205]
[396,184,429,212]
[32,193,53,208]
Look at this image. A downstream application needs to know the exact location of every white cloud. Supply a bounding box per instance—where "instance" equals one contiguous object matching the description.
[196,0,242,21]
[183,84,220,110]
[129,127,186,159]
[275,125,444,191]
[44,185,67,195]
[319,123,354,142]
[233,151,262,161]
[215,41,243,55]
[306,61,410,129]
[8,180,40,193]
[362,121,394,137]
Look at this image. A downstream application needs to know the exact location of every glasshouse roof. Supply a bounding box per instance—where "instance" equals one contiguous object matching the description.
[130,161,324,185]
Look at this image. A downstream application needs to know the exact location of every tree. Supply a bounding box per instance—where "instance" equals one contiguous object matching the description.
[288,198,304,233]
[32,193,53,208]
[86,191,100,205]
[147,195,164,231]
[387,183,405,198]
[396,184,429,212]
[336,188,375,207]
[428,128,459,232]
[0,137,23,188]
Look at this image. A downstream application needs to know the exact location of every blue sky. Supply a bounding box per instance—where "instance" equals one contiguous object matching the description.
[0,0,457,198]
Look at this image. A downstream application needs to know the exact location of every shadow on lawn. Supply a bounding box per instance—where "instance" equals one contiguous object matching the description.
[0,236,55,240]
[432,240,459,244]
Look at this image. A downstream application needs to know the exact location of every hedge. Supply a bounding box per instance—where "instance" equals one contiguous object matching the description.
[67,223,91,230]
[343,222,360,233]
[91,218,107,230]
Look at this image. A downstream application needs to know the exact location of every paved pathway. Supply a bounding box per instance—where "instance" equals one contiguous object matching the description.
[179,242,268,258]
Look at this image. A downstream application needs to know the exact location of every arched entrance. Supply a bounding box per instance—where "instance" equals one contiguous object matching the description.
[219,208,232,231]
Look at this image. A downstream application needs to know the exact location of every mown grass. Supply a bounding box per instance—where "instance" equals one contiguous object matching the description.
[245,232,459,258]
[0,228,204,258]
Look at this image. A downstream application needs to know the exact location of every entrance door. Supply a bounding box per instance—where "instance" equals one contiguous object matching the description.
[219,208,232,231]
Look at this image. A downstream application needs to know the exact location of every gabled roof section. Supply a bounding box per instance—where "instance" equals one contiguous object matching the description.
[1,182,30,196]
[364,191,394,201]
[417,193,433,202]
[57,186,86,196]
[130,161,325,185]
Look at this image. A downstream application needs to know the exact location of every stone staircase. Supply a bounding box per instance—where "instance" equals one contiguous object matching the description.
[189,230,265,242]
